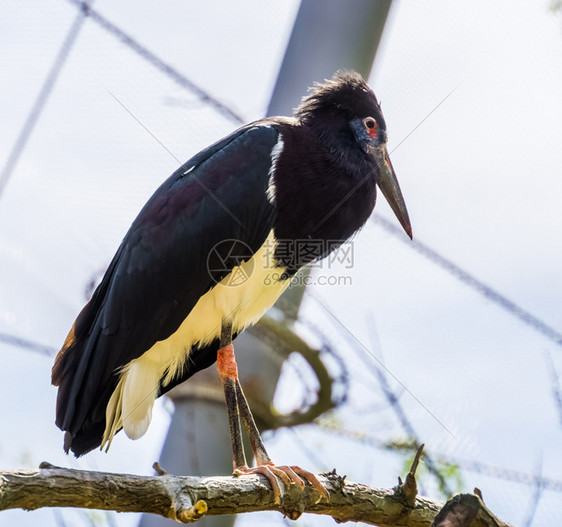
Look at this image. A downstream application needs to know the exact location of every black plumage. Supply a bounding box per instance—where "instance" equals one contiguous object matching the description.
[52,70,411,457]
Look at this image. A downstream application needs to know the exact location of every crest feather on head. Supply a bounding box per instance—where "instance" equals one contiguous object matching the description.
[295,70,383,125]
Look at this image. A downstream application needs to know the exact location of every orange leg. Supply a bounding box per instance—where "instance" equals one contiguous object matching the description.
[217,321,328,504]
[217,346,246,469]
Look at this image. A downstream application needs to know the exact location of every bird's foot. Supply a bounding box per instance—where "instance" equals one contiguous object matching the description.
[234,463,328,505]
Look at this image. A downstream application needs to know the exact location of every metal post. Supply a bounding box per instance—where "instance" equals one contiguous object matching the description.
[267,0,392,116]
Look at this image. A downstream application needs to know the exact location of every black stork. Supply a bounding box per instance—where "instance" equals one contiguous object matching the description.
[52,71,412,502]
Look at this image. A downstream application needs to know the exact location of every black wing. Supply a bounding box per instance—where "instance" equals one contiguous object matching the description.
[53,123,280,454]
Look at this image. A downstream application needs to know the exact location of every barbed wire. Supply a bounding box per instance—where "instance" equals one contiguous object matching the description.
[0,0,93,202]
[318,426,562,493]
[449,456,562,493]
[64,0,245,125]
[545,350,562,428]
[372,213,562,347]
[0,332,56,356]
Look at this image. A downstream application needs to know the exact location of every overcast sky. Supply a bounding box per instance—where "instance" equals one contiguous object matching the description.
[1,1,562,526]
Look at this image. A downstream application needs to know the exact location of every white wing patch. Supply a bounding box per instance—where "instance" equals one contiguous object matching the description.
[266,135,284,204]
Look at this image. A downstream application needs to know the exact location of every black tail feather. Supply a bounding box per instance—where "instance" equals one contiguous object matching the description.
[60,338,224,457]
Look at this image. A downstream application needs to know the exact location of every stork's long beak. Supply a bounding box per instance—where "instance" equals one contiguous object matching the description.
[374,146,412,239]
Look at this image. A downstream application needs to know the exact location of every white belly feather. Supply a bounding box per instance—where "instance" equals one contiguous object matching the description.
[101,231,289,449]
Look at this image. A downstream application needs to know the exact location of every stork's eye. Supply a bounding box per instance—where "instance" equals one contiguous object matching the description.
[363,117,377,138]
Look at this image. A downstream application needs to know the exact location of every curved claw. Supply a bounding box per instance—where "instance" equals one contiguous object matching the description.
[234,463,328,504]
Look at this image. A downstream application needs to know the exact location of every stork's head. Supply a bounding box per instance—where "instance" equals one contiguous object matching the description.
[296,71,412,239]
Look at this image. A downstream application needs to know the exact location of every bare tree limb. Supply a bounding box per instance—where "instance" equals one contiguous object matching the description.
[0,463,514,526]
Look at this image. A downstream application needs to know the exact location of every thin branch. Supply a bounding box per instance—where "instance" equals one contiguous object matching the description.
[0,464,512,526]
[396,444,424,507]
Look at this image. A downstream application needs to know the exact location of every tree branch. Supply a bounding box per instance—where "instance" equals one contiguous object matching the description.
[0,463,513,526]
